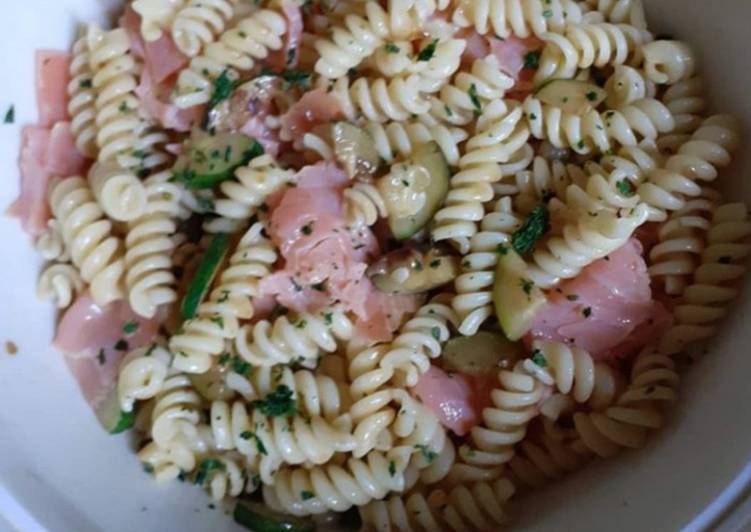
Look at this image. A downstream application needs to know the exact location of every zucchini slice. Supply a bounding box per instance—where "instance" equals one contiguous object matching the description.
[180,233,231,320]
[174,132,263,189]
[492,248,547,341]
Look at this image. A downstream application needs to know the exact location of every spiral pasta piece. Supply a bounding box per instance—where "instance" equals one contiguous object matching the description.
[603,64,656,107]
[451,197,521,335]
[371,38,465,93]
[329,74,431,123]
[535,22,646,83]
[48,176,126,306]
[364,120,468,166]
[209,399,357,478]
[511,156,589,213]
[171,0,236,57]
[36,263,85,309]
[426,56,515,126]
[132,0,186,41]
[662,77,705,134]
[174,9,287,108]
[315,0,429,78]
[431,99,530,250]
[124,172,182,318]
[525,204,650,288]
[170,223,277,373]
[642,40,696,85]
[581,0,648,30]
[343,182,389,228]
[524,95,675,155]
[118,344,172,412]
[561,171,642,219]
[67,34,98,158]
[659,203,751,355]
[263,446,413,516]
[35,220,69,262]
[149,373,205,448]
[234,306,355,368]
[210,155,296,232]
[522,340,621,409]
[451,0,583,39]
[648,189,719,295]
[87,25,141,163]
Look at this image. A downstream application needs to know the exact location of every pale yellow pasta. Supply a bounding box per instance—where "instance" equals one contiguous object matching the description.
[371,38,465,93]
[67,34,98,158]
[642,39,696,85]
[132,0,186,41]
[171,0,237,57]
[451,0,584,39]
[35,220,69,262]
[36,263,84,309]
[662,77,706,134]
[603,64,656,107]
[511,155,589,213]
[342,181,389,228]
[328,74,431,123]
[118,345,172,413]
[364,120,468,166]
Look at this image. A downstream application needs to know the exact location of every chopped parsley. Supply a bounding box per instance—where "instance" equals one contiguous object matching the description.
[118,101,131,113]
[3,105,14,124]
[523,50,541,70]
[209,315,225,329]
[616,179,636,197]
[388,460,396,476]
[301,490,315,500]
[231,356,253,376]
[194,459,226,486]
[512,204,550,255]
[240,430,267,455]
[431,326,441,341]
[79,78,92,88]
[414,444,437,464]
[429,259,441,268]
[468,83,482,114]
[295,319,307,329]
[586,91,598,101]
[286,47,297,65]
[384,42,400,54]
[122,320,139,336]
[143,464,154,475]
[566,294,579,301]
[301,222,314,235]
[531,349,547,368]
[519,278,535,295]
[412,260,423,271]
[96,348,106,365]
[312,281,327,292]
[254,385,297,417]
[280,69,312,90]
[542,9,553,17]
[417,39,439,61]
[496,244,509,255]
[114,339,129,351]
[208,69,238,109]
[218,352,231,366]
[322,311,333,326]
[582,306,592,318]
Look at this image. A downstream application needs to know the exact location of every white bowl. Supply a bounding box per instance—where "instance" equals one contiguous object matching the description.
[1,1,750,531]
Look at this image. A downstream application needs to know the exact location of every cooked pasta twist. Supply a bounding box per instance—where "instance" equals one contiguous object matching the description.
[581,0,648,31]
[525,204,650,288]
[48,176,126,306]
[226,364,351,422]
[452,197,522,335]
[642,40,696,85]
[426,56,514,127]
[138,437,200,482]
[511,156,589,213]
[87,25,141,163]
[314,0,429,79]
[359,477,515,532]
[87,162,148,222]
[67,34,98,158]
[36,263,84,309]
[524,95,675,155]
[118,344,172,412]
[659,203,751,355]
[203,454,246,500]
[457,363,549,468]
[149,373,205,448]
[431,100,529,251]
[210,155,296,232]
[262,446,414,516]
[171,0,236,57]
[118,124,173,175]
[234,306,355,368]
[371,38,465,93]
[522,340,621,409]
[35,220,69,262]
[636,115,739,216]
[174,9,287,108]
[343,181,388,228]
[561,171,642,218]
[535,22,646,83]
[209,399,357,479]
[364,120,468,166]
[648,189,719,295]
[170,223,277,373]
[604,64,656,107]
[124,172,182,319]
[329,75,431,123]
[590,140,663,185]
[662,77,705,134]
[451,0,584,39]
[132,0,186,41]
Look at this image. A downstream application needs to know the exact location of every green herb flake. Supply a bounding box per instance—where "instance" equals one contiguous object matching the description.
[3,105,14,124]
[301,490,315,500]
[194,459,226,486]
[388,460,396,477]
[209,69,238,109]
[523,50,541,70]
[295,319,307,329]
[582,306,592,318]
[114,339,129,352]
[519,278,534,295]
[218,352,231,365]
[122,320,139,336]
[412,260,423,272]
[444,104,453,117]
[209,315,224,329]
[496,244,509,256]
[323,311,333,326]
[231,356,253,376]
[79,78,92,88]
[543,9,553,17]
[254,384,297,417]
[586,91,598,101]
[118,101,131,113]
[143,464,154,475]
[301,222,314,235]
[417,39,439,61]
[414,444,437,464]
[429,259,441,268]
[312,281,327,292]
[512,204,550,255]
[616,179,636,197]
[468,83,482,114]
[431,326,441,341]
[384,42,400,54]
[96,348,106,365]
[531,349,547,368]
[566,294,579,301]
